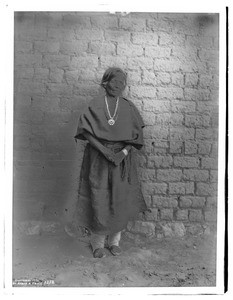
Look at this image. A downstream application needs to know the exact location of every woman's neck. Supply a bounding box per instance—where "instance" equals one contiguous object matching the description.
[106,94,120,101]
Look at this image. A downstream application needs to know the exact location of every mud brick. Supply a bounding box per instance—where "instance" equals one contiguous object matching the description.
[15,68,34,79]
[196,128,218,140]
[157,87,183,99]
[154,113,183,126]
[79,70,97,82]
[196,183,217,196]
[119,17,146,31]
[60,41,88,55]
[210,142,218,158]
[141,182,156,195]
[48,27,76,41]
[138,168,156,181]
[159,32,185,46]
[212,75,219,89]
[197,102,218,114]
[131,86,157,99]
[34,68,49,81]
[90,15,118,29]
[185,115,211,127]
[34,41,60,53]
[128,57,154,71]
[184,141,198,154]
[199,74,213,88]
[206,197,217,208]
[153,183,168,194]
[17,80,46,95]
[211,113,219,128]
[152,196,178,208]
[147,18,172,32]
[210,170,218,182]
[141,111,156,126]
[46,83,72,97]
[126,71,141,85]
[73,83,99,97]
[183,169,209,182]
[201,157,218,170]
[100,55,127,70]
[50,68,64,83]
[132,32,158,45]
[157,169,182,182]
[191,197,206,208]
[147,155,172,168]
[127,221,155,236]
[171,73,184,86]
[143,100,170,113]
[170,141,183,154]
[144,195,152,207]
[43,54,70,69]
[179,196,192,208]
[15,53,42,67]
[88,41,115,56]
[144,126,169,140]
[174,157,199,168]
[156,72,171,85]
[34,12,62,28]
[145,46,171,58]
[171,100,196,113]
[70,55,98,70]
[144,208,158,221]
[199,49,219,63]
[184,88,210,101]
[160,208,174,221]
[153,58,182,72]
[117,43,143,56]
[176,209,189,221]
[186,35,213,49]
[62,13,91,28]
[105,30,130,43]
[198,141,212,155]
[189,209,204,222]
[142,70,156,85]
[181,196,205,208]
[185,73,198,87]
[169,182,194,195]
[171,46,198,60]
[204,209,217,222]
[15,26,47,41]
[14,136,31,150]
[170,114,184,125]
[15,41,33,53]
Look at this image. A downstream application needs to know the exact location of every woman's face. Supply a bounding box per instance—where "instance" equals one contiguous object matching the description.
[105,74,126,97]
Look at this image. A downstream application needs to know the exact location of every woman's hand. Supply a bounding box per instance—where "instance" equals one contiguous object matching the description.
[114,149,128,166]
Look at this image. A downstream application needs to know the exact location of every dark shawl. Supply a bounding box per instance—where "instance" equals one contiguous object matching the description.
[74,96,145,148]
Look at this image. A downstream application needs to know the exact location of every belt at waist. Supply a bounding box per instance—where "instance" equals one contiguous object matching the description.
[100,140,125,153]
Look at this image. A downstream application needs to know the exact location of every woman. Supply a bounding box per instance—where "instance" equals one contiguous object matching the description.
[73,67,147,258]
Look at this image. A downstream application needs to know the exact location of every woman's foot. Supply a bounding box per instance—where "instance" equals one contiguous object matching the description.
[93,248,107,258]
[109,245,122,256]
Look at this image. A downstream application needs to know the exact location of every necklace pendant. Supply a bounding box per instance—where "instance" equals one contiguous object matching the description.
[108,118,115,125]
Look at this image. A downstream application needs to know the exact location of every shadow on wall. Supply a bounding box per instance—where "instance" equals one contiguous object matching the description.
[13,103,86,223]
[13,87,105,225]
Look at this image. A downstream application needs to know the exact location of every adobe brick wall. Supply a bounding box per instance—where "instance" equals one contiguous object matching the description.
[14,12,219,237]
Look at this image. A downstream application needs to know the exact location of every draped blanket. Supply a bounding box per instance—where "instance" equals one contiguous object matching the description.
[74,96,147,234]
[75,142,147,234]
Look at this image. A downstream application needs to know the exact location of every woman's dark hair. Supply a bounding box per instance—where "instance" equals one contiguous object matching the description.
[100,67,127,89]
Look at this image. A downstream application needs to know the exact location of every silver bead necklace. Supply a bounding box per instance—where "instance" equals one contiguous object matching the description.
[105,96,119,125]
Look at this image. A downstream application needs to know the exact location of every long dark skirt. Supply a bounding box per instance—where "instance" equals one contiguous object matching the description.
[74,142,147,235]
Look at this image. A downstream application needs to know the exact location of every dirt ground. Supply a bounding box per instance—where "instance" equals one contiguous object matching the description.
[12,229,216,288]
